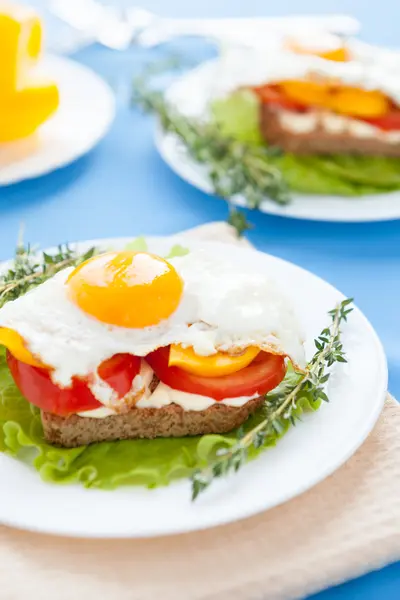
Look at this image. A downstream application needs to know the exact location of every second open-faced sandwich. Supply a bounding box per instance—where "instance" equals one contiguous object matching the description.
[0,246,305,447]
[212,31,400,157]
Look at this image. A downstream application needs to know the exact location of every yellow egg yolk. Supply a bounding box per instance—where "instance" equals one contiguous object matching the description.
[287,41,350,62]
[67,251,184,328]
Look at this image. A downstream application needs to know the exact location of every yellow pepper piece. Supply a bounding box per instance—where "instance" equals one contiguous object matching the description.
[0,3,42,90]
[0,327,45,367]
[168,344,260,378]
[27,18,42,59]
[0,3,58,142]
[329,87,389,118]
[278,78,390,119]
[280,80,331,107]
[0,76,59,142]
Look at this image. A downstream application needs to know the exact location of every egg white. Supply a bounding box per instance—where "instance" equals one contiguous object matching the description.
[0,248,305,387]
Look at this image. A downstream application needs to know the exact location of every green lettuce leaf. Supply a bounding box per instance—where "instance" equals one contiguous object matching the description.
[274,154,386,196]
[210,91,400,197]
[211,90,264,144]
[298,154,400,189]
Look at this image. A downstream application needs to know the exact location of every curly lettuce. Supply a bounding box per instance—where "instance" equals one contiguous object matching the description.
[211,91,400,197]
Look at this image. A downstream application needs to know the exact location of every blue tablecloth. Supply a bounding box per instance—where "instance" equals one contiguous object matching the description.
[0,1,399,597]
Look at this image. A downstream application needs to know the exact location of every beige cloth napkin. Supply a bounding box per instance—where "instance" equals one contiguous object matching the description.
[1,222,399,600]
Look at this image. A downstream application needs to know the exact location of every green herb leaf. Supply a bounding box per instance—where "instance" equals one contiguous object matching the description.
[0,237,97,309]
[132,65,291,211]
[228,208,252,237]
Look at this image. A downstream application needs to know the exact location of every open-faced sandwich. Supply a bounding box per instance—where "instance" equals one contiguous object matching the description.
[0,247,305,448]
[0,238,353,495]
[214,31,400,155]
[207,31,400,196]
[255,39,400,157]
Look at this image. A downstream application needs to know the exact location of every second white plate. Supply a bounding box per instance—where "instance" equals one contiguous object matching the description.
[156,60,400,222]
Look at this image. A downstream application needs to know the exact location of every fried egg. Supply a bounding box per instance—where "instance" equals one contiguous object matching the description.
[0,248,305,387]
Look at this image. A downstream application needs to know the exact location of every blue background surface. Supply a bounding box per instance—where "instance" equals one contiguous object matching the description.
[1,1,399,597]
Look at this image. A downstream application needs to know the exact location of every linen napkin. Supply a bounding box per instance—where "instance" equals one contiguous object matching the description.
[0,222,399,600]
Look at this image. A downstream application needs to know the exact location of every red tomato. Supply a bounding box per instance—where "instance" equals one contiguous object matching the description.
[7,352,141,416]
[146,346,286,400]
[253,84,307,112]
[363,111,400,131]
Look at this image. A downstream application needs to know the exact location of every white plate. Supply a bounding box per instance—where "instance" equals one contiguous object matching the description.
[0,236,387,538]
[0,55,115,185]
[156,60,400,222]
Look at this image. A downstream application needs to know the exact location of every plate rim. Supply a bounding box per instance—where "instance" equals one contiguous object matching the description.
[156,58,400,223]
[0,54,116,186]
[0,236,388,538]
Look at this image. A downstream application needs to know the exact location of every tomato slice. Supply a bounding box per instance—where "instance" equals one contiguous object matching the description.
[253,84,308,112]
[7,352,141,416]
[146,346,286,400]
[362,111,400,131]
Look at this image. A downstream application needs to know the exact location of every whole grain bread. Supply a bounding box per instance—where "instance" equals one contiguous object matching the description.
[260,104,400,156]
[41,396,265,448]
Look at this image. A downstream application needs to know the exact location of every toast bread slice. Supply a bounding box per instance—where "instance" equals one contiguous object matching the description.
[260,103,400,156]
[41,396,265,448]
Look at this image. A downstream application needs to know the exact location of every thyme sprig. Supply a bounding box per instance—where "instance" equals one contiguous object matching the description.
[132,60,290,237]
[133,83,290,207]
[0,237,96,308]
[191,298,354,500]
[228,207,253,237]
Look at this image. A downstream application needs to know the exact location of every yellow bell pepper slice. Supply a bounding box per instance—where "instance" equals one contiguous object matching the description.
[280,80,331,107]
[0,76,59,142]
[0,3,58,142]
[0,327,45,367]
[0,4,42,91]
[329,87,389,118]
[168,344,260,378]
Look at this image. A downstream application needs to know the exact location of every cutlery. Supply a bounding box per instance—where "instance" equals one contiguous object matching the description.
[50,1,360,51]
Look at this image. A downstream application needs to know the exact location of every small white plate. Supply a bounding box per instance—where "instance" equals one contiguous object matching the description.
[0,236,387,538]
[0,55,115,185]
[156,60,400,222]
